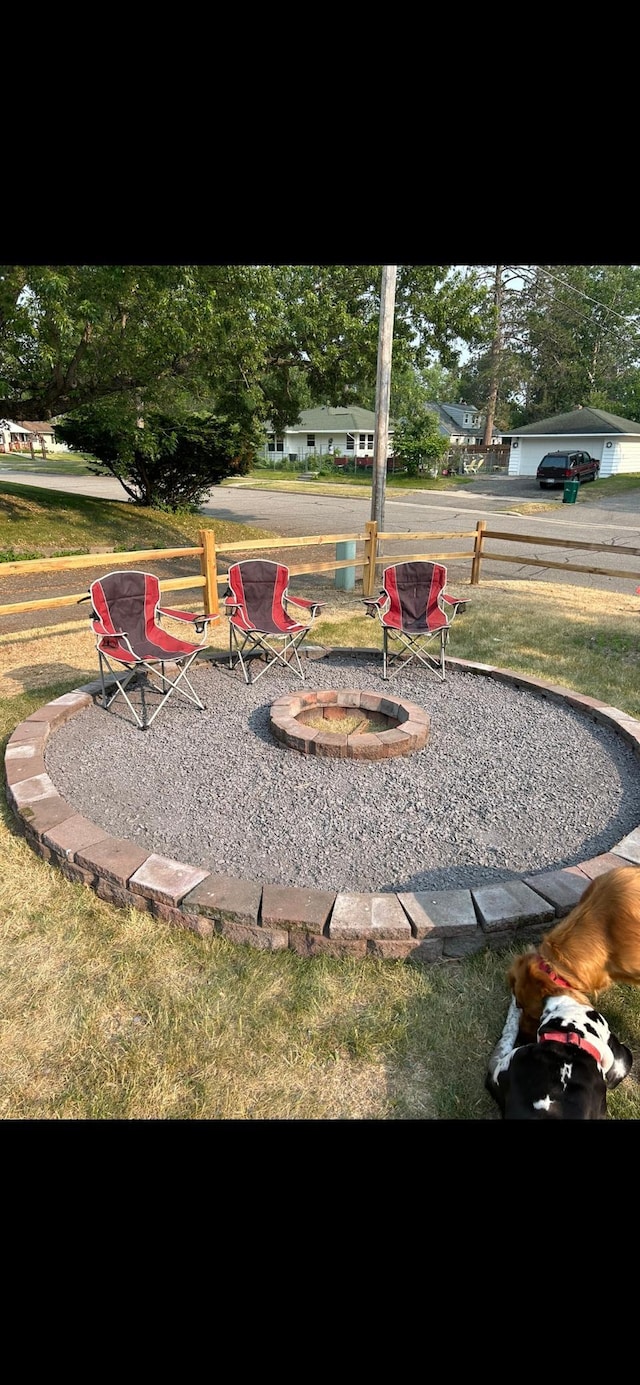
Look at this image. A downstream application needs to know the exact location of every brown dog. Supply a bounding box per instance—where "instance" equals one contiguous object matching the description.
[508,864,640,1040]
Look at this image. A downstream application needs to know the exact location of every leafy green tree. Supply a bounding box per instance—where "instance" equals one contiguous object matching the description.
[0,264,490,425]
[55,398,256,510]
[391,405,448,475]
[464,265,640,425]
[524,265,640,419]
[383,360,464,421]
[0,265,277,421]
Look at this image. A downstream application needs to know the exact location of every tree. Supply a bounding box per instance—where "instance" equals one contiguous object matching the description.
[456,266,533,432]
[55,398,256,510]
[517,264,640,420]
[458,265,640,428]
[387,360,464,419]
[0,264,275,422]
[391,404,449,475]
[0,265,490,425]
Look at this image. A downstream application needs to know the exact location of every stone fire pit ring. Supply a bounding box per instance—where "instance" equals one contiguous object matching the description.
[269,689,430,760]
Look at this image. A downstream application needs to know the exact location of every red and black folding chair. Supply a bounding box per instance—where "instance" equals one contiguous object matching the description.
[224,559,324,684]
[85,570,219,729]
[363,560,468,681]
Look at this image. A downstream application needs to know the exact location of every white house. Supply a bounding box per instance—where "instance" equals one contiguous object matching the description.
[0,419,69,455]
[264,406,387,466]
[263,400,504,469]
[0,420,32,452]
[507,406,640,477]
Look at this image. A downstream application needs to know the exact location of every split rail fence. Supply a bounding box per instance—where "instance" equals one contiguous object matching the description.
[2,519,640,627]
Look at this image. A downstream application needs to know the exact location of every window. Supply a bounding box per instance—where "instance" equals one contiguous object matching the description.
[276,438,283,452]
[346,433,354,451]
[307,435,315,449]
[268,434,283,452]
[367,434,373,449]
[359,434,366,450]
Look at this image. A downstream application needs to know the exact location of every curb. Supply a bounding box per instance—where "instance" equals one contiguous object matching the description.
[6,650,640,963]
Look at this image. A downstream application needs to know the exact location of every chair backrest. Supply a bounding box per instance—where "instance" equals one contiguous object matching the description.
[227,559,290,628]
[90,570,161,648]
[382,561,448,629]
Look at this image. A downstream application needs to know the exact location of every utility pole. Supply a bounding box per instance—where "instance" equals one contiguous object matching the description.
[370,265,397,533]
[482,264,503,448]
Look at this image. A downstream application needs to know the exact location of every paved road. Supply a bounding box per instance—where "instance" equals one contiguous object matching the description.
[3,470,640,625]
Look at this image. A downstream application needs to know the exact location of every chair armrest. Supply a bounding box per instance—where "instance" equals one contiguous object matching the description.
[92,620,126,639]
[362,595,386,618]
[442,595,469,612]
[285,595,325,615]
[158,606,218,624]
[158,607,221,637]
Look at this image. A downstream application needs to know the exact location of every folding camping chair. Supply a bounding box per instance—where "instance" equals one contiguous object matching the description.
[362,560,468,681]
[224,559,325,684]
[84,570,219,729]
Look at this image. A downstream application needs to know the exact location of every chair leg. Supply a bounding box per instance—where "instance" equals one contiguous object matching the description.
[98,651,147,728]
[229,626,252,683]
[96,650,206,729]
[382,629,449,682]
[141,655,206,727]
[229,625,309,683]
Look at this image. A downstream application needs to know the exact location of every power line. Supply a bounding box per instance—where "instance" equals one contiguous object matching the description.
[509,264,640,327]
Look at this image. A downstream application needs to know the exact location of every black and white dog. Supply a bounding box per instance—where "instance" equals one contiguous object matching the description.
[486,993,633,1120]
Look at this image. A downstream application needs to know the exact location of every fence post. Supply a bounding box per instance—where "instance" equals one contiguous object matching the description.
[470,519,486,586]
[199,529,219,615]
[363,520,378,597]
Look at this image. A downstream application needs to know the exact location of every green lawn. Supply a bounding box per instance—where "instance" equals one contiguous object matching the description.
[0,451,96,476]
[0,479,276,560]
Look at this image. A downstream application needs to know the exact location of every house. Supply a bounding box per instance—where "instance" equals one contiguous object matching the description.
[262,400,503,471]
[263,406,391,468]
[0,420,32,452]
[507,407,640,478]
[0,419,69,455]
[425,401,504,447]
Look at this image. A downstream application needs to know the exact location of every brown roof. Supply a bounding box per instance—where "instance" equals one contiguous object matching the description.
[16,420,56,434]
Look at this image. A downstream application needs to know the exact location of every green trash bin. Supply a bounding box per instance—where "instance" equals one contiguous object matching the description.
[563,478,579,504]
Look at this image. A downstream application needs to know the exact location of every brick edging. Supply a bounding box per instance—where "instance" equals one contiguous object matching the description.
[6,650,640,963]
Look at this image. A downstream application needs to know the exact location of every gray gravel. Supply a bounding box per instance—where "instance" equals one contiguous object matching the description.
[44,652,640,894]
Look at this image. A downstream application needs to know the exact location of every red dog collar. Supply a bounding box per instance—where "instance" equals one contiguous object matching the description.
[539,1030,602,1066]
[536,956,572,988]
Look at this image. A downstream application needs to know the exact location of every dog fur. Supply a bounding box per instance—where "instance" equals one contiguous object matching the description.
[486,993,633,1119]
[507,864,640,1041]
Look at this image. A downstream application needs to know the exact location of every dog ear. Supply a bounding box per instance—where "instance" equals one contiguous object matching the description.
[603,1036,634,1089]
[508,952,556,1038]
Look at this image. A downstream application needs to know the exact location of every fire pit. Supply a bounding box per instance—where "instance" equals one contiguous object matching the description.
[269,689,430,761]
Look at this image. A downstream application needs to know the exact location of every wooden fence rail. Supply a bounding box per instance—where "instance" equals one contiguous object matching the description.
[2,521,640,626]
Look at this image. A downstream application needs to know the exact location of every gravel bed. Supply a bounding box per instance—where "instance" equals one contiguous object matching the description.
[44,652,640,894]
